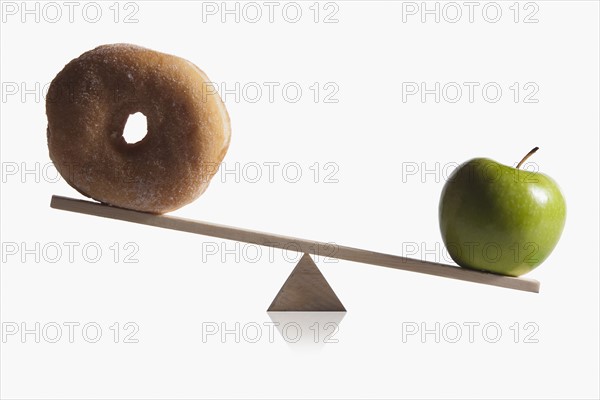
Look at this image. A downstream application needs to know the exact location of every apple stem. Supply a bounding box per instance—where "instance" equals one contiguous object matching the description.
[516,147,539,169]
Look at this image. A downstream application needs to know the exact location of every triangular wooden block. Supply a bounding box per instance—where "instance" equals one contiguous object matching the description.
[268,253,346,312]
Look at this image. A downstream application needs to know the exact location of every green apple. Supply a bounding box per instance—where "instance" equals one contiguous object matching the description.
[439,148,566,276]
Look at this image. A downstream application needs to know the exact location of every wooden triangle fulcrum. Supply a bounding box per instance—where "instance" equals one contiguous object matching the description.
[268,253,346,312]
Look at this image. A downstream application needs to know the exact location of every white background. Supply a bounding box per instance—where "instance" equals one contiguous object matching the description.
[1,1,599,399]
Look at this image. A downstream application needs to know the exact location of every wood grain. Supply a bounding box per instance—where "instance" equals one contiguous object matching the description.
[50,195,541,293]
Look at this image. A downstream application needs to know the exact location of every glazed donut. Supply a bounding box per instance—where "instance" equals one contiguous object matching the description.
[46,44,230,214]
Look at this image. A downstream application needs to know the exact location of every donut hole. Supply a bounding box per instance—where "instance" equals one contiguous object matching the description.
[122,112,148,145]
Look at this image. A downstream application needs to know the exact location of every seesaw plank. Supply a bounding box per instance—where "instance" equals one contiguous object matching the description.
[50,195,540,293]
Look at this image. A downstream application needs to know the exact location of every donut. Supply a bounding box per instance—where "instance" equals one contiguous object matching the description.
[46,43,230,214]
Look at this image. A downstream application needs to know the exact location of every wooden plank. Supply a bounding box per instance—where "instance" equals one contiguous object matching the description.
[50,195,541,293]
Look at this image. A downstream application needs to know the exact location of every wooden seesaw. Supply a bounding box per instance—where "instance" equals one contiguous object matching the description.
[50,195,540,312]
